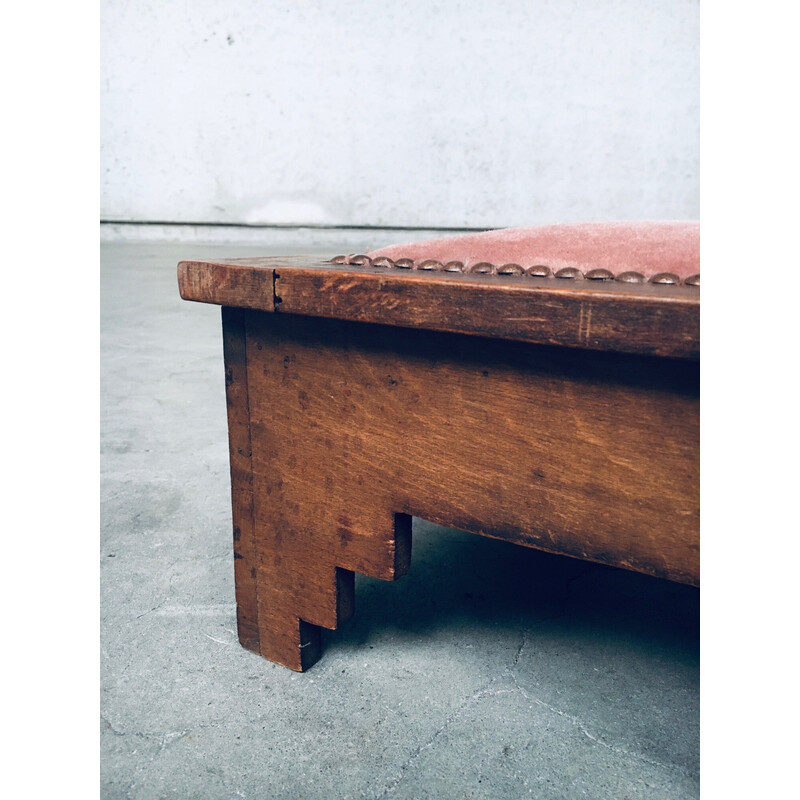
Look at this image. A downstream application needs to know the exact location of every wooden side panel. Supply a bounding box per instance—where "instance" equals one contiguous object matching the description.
[221,307,260,653]
[241,311,699,670]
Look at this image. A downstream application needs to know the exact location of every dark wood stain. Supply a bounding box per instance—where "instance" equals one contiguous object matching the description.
[179,256,700,671]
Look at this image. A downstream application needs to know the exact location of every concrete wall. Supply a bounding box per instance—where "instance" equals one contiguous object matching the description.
[101,1,699,230]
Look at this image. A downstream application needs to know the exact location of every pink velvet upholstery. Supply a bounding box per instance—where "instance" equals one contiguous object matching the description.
[367,221,699,280]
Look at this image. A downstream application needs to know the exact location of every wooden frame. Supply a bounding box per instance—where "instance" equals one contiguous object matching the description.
[179,257,699,671]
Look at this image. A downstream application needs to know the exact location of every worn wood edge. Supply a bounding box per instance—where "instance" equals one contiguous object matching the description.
[272,265,700,307]
[178,257,699,358]
[221,307,262,653]
[178,255,699,301]
[407,508,698,587]
[276,269,700,360]
[178,260,276,311]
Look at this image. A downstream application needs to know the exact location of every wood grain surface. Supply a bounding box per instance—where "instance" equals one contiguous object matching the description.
[221,307,260,653]
[229,310,699,670]
[179,258,276,311]
[178,257,699,360]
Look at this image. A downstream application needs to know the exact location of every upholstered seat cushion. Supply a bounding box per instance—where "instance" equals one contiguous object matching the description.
[364,221,699,282]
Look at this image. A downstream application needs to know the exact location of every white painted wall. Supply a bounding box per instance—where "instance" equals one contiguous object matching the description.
[101,1,699,230]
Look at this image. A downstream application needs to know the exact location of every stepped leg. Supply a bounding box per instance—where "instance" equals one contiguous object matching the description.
[254,567,354,671]
[246,493,410,670]
[224,306,412,670]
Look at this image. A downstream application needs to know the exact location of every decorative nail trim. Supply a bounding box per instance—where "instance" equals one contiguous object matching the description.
[466,262,496,275]
[348,254,371,266]
[497,263,524,276]
[329,256,699,287]
[616,271,646,283]
[650,272,680,285]
[585,268,614,281]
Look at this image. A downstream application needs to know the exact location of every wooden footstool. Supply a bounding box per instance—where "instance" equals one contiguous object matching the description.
[178,224,699,671]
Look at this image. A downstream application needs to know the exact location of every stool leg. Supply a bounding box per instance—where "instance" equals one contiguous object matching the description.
[246,504,409,671]
[254,566,354,671]
[223,307,411,670]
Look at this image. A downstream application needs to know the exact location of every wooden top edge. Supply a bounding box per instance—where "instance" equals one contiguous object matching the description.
[178,256,699,301]
[178,256,699,359]
[178,258,276,311]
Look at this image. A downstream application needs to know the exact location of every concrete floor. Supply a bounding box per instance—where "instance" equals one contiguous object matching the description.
[101,241,699,799]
